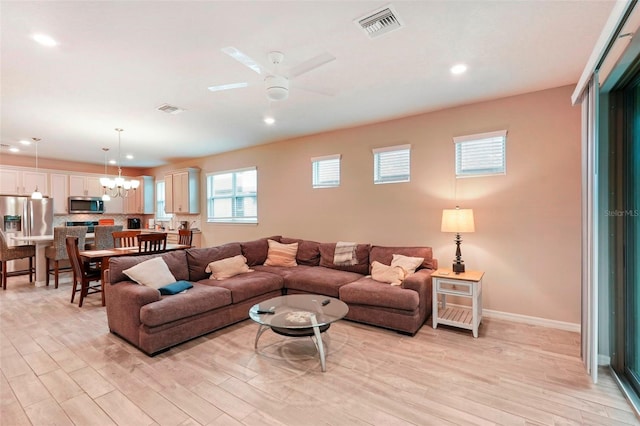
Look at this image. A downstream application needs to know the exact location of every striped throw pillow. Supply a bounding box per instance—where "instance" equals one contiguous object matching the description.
[264,239,298,267]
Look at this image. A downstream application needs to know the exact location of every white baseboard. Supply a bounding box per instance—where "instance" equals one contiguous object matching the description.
[598,354,611,366]
[440,303,581,332]
[481,308,581,332]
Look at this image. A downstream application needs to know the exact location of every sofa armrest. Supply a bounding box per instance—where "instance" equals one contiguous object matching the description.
[104,269,161,346]
[401,268,433,293]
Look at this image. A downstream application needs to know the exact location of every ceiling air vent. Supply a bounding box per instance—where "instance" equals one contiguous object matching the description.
[156,103,185,114]
[355,5,403,39]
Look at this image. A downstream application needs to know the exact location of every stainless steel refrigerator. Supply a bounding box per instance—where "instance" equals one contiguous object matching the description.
[0,195,54,247]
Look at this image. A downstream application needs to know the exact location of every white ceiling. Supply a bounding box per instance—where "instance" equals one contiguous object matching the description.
[1,1,614,168]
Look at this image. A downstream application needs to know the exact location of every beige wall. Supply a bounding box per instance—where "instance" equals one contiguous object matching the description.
[153,85,582,324]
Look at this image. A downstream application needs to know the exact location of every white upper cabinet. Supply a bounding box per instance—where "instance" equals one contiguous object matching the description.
[164,168,199,214]
[0,168,48,196]
[69,175,103,197]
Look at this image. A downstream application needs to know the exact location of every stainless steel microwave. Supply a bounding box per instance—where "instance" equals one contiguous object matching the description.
[68,197,105,214]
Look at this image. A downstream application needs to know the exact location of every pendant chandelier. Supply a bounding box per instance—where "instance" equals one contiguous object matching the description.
[100,147,111,201]
[31,137,43,199]
[99,128,139,198]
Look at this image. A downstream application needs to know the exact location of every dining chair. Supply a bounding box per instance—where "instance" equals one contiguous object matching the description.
[137,233,167,253]
[112,230,141,248]
[65,236,103,307]
[87,225,123,250]
[45,226,88,288]
[178,229,193,246]
[0,231,36,290]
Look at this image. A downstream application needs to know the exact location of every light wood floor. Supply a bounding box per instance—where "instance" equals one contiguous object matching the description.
[1,276,638,426]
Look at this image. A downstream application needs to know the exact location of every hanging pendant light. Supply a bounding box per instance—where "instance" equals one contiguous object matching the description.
[100,147,111,201]
[31,137,43,199]
[100,128,139,198]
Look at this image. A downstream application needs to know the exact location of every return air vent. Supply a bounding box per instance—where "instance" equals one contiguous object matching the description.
[156,103,185,114]
[355,5,403,39]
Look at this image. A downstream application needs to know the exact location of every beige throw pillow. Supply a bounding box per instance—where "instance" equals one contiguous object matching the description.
[390,254,424,275]
[123,257,177,289]
[205,255,253,280]
[371,261,406,286]
[264,239,298,267]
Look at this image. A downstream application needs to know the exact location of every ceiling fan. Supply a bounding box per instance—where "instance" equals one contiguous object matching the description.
[208,47,336,101]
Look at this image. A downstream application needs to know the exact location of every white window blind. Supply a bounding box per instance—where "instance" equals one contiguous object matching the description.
[311,154,341,188]
[454,130,506,177]
[206,167,257,223]
[373,144,410,184]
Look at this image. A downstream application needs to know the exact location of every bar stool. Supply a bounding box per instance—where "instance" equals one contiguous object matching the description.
[45,226,88,288]
[0,231,35,290]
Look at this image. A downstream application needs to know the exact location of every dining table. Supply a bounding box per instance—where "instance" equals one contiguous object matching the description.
[79,243,191,287]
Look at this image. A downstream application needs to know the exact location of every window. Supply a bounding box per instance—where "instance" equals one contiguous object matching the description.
[207,167,257,223]
[454,130,506,177]
[155,180,172,220]
[373,144,410,184]
[312,154,341,188]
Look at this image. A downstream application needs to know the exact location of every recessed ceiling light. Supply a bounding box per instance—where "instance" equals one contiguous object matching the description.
[126,154,133,160]
[450,64,468,75]
[32,33,58,47]
[264,117,275,125]
[19,140,31,145]
[9,147,20,153]
[109,159,117,165]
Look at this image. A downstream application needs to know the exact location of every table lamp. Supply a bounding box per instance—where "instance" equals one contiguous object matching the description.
[441,206,475,274]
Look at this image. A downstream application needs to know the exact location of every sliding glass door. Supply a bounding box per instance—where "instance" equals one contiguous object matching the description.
[609,67,640,400]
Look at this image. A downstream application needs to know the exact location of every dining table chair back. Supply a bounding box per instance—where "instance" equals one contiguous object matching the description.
[45,226,88,288]
[91,225,124,250]
[138,233,167,253]
[112,230,140,248]
[0,231,36,290]
[178,229,193,246]
[65,236,103,307]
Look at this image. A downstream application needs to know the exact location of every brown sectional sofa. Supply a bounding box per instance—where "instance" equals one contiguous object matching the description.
[105,236,438,355]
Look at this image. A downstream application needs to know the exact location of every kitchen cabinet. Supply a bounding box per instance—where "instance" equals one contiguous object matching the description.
[165,168,199,214]
[125,176,155,214]
[0,168,48,196]
[49,173,69,214]
[69,175,103,197]
[104,195,124,214]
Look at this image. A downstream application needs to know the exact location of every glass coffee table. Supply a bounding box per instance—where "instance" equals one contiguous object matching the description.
[249,294,349,372]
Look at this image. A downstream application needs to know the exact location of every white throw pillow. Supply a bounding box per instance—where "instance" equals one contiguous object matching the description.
[390,254,424,275]
[371,261,406,286]
[123,257,177,289]
[205,255,253,280]
[264,239,298,267]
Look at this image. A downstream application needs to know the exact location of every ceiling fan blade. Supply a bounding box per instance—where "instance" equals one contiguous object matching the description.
[208,82,249,92]
[295,83,337,97]
[221,47,266,75]
[288,52,336,78]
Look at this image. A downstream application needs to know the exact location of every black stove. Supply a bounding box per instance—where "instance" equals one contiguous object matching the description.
[66,221,99,233]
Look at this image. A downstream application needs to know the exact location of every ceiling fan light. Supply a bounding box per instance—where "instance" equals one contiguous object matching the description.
[265,75,289,101]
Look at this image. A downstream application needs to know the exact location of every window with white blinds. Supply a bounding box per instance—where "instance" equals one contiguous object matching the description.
[373,144,411,184]
[206,167,257,223]
[311,154,341,188]
[454,130,507,177]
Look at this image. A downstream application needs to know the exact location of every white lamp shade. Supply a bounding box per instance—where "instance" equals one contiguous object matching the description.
[130,179,140,189]
[31,189,43,199]
[441,208,475,233]
[114,176,125,187]
[100,177,111,187]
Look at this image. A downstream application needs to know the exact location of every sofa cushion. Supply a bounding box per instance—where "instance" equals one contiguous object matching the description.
[369,246,436,271]
[109,250,189,284]
[264,239,298,267]
[241,236,282,266]
[198,271,283,303]
[139,283,232,327]
[280,237,321,266]
[205,254,253,280]
[253,264,313,278]
[371,261,406,286]
[186,243,242,281]
[319,243,370,275]
[123,257,177,289]
[284,266,363,298]
[339,277,420,311]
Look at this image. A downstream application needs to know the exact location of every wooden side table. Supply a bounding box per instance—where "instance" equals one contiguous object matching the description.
[432,269,485,338]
